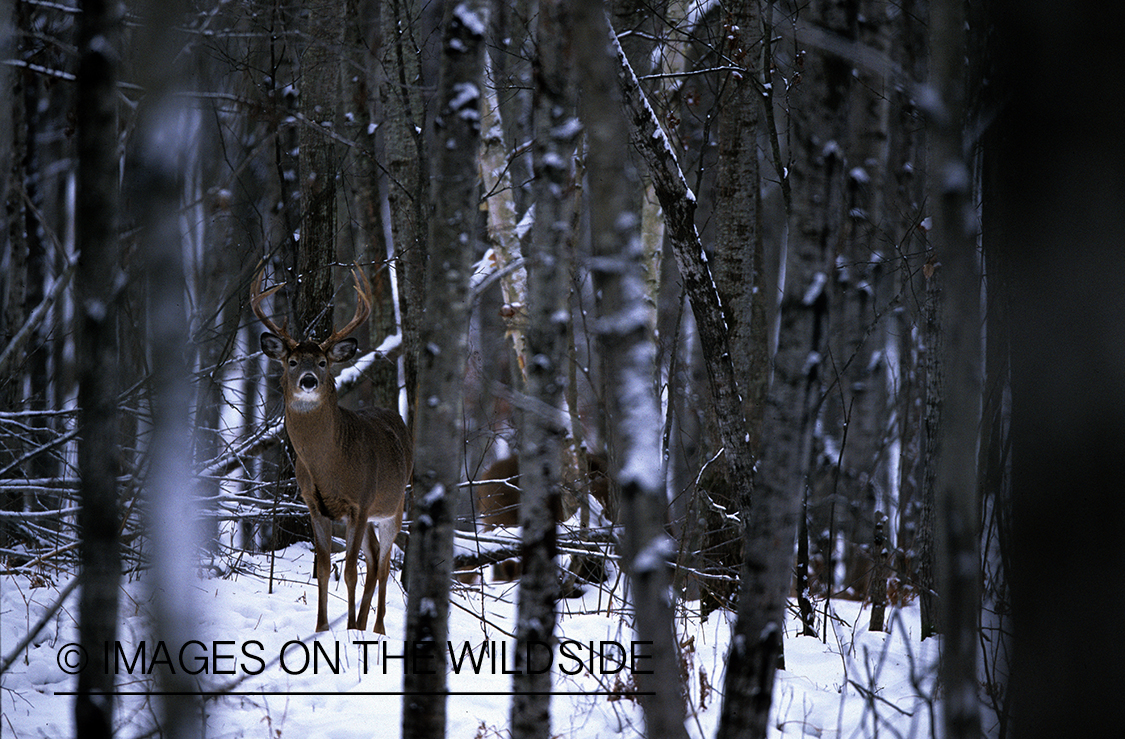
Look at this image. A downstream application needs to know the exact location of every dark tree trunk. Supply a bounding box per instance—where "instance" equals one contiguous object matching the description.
[713,0,766,454]
[918,260,940,639]
[1,0,30,546]
[509,1,571,737]
[297,0,344,341]
[868,514,890,631]
[401,3,490,737]
[977,70,1013,735]
[886,0,928,609]
[929,2,983,736]
[998,2,1125,737]
[344,0,400,410]
[74,2,124,736]
[380,0,429,429]
[701,0,769,616]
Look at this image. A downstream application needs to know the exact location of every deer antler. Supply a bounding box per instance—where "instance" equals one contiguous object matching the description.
[250,263,297,349]
[320,263,372,350]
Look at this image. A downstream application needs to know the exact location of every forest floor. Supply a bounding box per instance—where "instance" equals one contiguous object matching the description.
[2,544,942,738]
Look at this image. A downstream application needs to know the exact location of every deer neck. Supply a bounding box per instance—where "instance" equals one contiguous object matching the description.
[283,388,342,467]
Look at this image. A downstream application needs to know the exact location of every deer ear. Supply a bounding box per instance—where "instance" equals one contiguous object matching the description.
[327,338,358,363]
[260,332,288,360]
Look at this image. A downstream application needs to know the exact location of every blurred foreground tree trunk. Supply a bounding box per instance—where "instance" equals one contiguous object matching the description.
[128,0,201,735]
[999,2,1125,737]
[607,9,787,738]
[74,1,124,736]
[575,0,687,736]
[929,0,982,736]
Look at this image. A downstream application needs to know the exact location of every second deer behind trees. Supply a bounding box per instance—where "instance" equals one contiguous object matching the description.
[252,264,412,634]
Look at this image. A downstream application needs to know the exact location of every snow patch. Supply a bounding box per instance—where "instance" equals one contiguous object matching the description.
[453,2,487,37]
[516,203,535,240]
[423,483,447,505]
[632,534,676,575]
[2,549,941,738]
[449,82,481,122]
[802,271,828,306]
[541,151,568,172]
[551,117,583,141]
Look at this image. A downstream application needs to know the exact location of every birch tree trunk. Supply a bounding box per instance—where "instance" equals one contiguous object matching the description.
[509,4,571,735]
[573,3,686,736]
[488,0,533,216]
[401,4,489,737]
[479,60,529,383]
[74,2,124,736]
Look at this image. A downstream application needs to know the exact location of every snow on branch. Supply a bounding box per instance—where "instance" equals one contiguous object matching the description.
[607,10,756,499]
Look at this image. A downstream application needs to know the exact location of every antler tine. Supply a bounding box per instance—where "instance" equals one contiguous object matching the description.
[320,262,372,349]
[250,263,297,347]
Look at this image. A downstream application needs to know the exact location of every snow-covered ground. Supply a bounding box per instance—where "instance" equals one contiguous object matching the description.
[2,544,940,738]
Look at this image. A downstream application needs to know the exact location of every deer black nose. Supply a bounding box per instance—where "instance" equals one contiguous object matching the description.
[299,373,318,391]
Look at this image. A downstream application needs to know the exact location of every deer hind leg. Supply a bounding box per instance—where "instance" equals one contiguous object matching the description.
[359,514,400,635]
[355,521,379,632]
[310,512,334,632]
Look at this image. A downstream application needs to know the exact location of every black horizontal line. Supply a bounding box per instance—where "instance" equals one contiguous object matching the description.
[55,690,654,697]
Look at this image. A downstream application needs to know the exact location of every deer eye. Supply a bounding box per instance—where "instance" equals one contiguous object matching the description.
[288,359,298,368]
[318,359,327,368]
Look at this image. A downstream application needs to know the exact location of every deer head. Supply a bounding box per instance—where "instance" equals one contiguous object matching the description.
[251,263,372,411]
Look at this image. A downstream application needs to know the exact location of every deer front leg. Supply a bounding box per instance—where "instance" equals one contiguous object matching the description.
[309,512,333,632]
[342,514,366,630]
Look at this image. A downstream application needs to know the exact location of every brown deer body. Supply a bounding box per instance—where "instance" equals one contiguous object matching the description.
[474,453,611,530]
[253,265,411,634]
[471,453,612,583]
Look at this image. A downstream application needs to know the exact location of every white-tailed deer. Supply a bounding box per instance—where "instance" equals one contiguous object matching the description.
[474,453,611,530]
[251,264,412,634]
[471,453,612,583]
